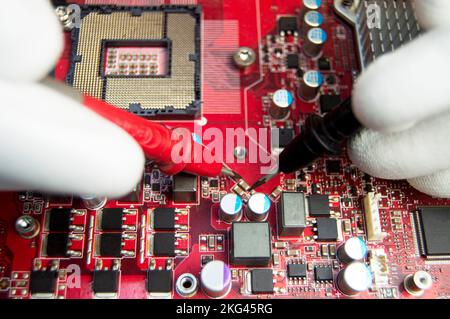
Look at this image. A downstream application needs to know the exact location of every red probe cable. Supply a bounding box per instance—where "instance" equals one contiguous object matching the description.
[82,96,239,179]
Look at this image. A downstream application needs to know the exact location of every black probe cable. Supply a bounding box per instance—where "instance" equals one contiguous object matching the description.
[251,98,362,189]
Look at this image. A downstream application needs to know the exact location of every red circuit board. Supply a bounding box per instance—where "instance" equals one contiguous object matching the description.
[1,0,450,300]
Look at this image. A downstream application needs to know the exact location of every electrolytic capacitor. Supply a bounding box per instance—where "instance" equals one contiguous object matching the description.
[300,0,322,20]
[219,193,243,223]
[337,237,368,264]
[246,193,271,222]
[200,260,232,298]
[337,262,373,296]
[298,70,323,102]
[304,27,327,58]
[269,89,293,120]
[81,195,107,210]
[303,11,324,36]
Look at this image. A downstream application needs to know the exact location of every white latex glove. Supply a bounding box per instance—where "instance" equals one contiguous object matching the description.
[0,1,145,197]
[349,0,450,198]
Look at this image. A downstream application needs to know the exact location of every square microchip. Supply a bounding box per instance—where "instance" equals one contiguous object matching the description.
[93,270,119,295]
[320,94,342,113]
[314,266,333,282]
[173,173,198,203]
[308,195,331,217]
[100,208,123,231]
[251,269,274,294]
[326,160,342,175]
[68,6,201,119]
[147,269,173,294]
[272,128,295,149]
[30,270,58,296]
[286,54,299,69]
[231,222,271,266]
[287,264,307,279]
[278,16,298,33]
[45,233,69,257]
[153,233,176,257]
[318,57,331,70]
[316,218,339,242]
[152,208,176,231]
[415,207,450,257]
[98,233,122,257]
[47,208,71,231]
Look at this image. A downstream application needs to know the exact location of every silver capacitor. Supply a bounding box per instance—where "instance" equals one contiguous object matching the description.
[219,194,243,223]
[303,11,324,36]
[303,27,327,58]
[81,195,107,210]
[298,70,323,102]
[337,262,373,296]
[246,193,271,222]
[300,0,322,21]
[337,237,369,264]
[200,260,232,298]
[15,216,40,239]
[269,89,294,120]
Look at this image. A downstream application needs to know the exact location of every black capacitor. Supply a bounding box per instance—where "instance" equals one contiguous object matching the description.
[279,98,361,174]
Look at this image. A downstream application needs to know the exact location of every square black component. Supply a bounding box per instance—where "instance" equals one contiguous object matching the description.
[101,208,123,231]
[416,207,450,256]
[209,179,219,188]
[251,269,274,294]
[320,94,342,113]
[316,218,338,241]
[93,270,119,294]
[286,54,299,69]
[278,17,298,33]
[30,270,58,295]
[153,233,176,257]
[326,160,342,175]
[46,233,69,257]
[47,208,71,231]
[308,195,331,217]
[314,266,333,282]
[99,233,122,257]
[153,208,176,231]
[173,173,197,203]
[287,264,307,279]
[318,57,331,70]
[231,222,271,266]
[152,183,161,192]
[147,269,172,293]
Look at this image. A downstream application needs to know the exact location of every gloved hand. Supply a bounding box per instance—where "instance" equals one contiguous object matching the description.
[0,1,145,197]
[349,0,450,198]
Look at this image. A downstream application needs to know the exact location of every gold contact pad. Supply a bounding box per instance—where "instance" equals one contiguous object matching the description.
[73,12,197,110]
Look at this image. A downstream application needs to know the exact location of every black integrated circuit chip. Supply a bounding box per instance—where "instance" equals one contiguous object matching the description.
[47,208,71,231]
[286,54,299,69]
[308,195,331,217]
[326,160,342,175]
[93,270,119,295]
[100,208,124,231]
[251,269,274,294]
[152,208,176,231]
[287,264,307,279]
[278,16,298,33]
[46,233,69,257]
[314,266,333,282]
[316,218,338,241]
[99,233,123,257]
[320,94,342,113]
[147,269,173,294]
[29,270,58,296]
[173,173,198,203]
[318,57,331,70]
[415,207,450,258]
[153,233,176,257]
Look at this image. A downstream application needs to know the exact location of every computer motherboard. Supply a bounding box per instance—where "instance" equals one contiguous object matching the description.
[0,0,449,300]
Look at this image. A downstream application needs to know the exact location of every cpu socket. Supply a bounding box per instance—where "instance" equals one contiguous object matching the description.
[67,6,201,119]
